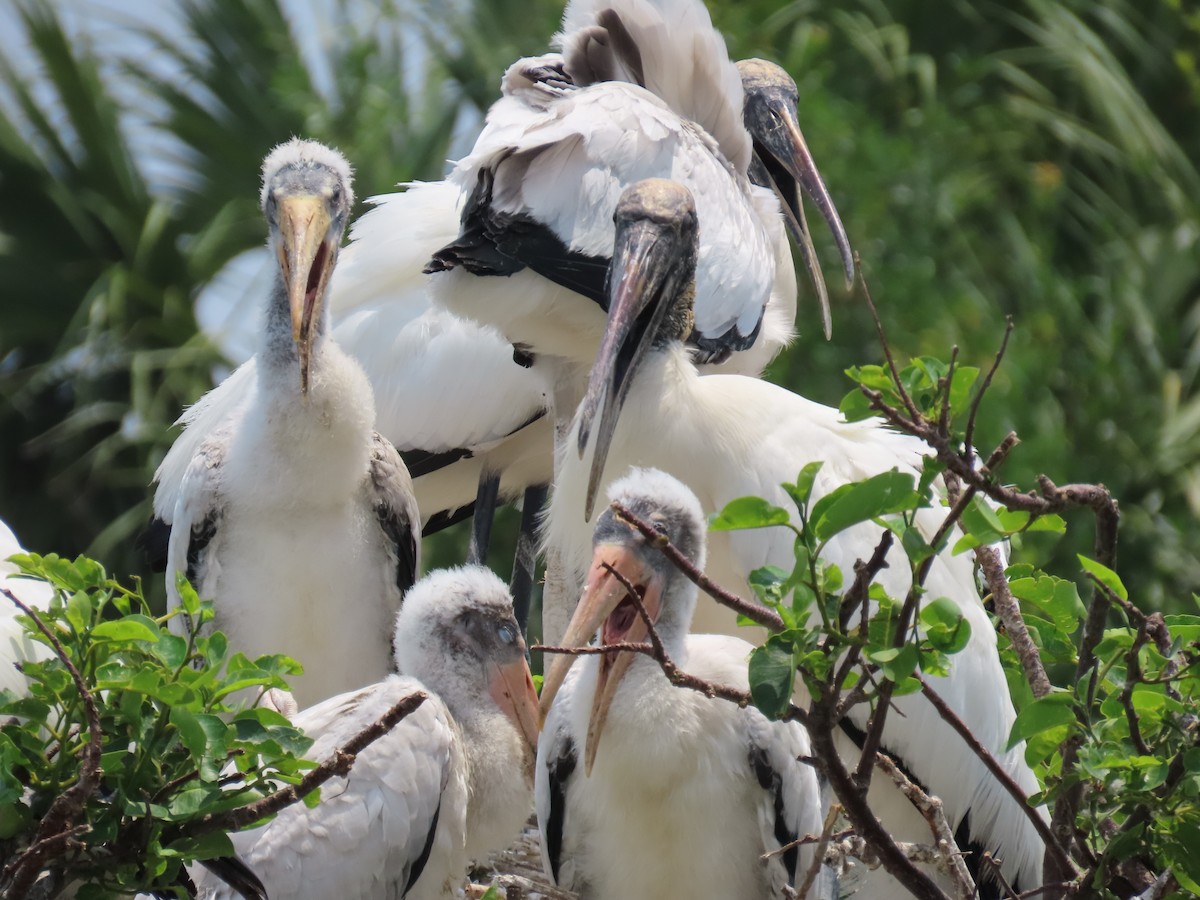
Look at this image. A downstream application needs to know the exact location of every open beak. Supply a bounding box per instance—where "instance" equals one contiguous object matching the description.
[747,91,855,340]
[488,654,541,786]
[576,215,687,520]
[539,542,662,776]
[276,194,335,395]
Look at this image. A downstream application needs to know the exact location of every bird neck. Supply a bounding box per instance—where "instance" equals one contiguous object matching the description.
[259,278,327,376]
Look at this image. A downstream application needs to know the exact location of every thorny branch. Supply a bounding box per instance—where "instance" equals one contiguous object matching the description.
[0,588,103,900]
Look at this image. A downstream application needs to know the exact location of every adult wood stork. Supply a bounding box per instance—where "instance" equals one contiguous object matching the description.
[193,566,540,900]
[161,140,420,709]
[0,520,54,699]
[536,469,825,899]
[544,179,1046,895]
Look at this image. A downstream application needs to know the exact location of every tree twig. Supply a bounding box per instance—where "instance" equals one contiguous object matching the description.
[184,691,427,837]
[917,677,1075,876]
[874,751,976,899]
[610,501,784,631]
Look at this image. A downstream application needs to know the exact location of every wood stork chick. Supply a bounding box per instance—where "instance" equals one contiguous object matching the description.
[163,140,419,709]
[194,567,540,900]
[545,179,1047,895]
[537,469,823,899]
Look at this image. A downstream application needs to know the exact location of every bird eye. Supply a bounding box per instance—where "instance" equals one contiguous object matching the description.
[651,519,669,537]
[497,622,517,646]
[331,186,343,205]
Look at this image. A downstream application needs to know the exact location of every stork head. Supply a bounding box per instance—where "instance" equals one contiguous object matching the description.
[576,179,697,520]
[738,58,855,337]
[393,566,541,783]
[261,139,354,395]
[540,468,706,774]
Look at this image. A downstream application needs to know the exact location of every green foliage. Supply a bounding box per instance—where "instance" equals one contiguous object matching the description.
[0,555,312,896]
[730,347,1200,896]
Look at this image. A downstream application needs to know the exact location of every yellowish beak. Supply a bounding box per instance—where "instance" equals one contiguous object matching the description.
[539,543,661,775]
[489,655,542,787]
[276,194,334,395]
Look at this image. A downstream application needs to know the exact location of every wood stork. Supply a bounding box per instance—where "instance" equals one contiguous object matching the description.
[0,520,55,700]
[193,566,540,900]
[536,469,825,899]
[161,139,420,709]
[544,179,1046,895]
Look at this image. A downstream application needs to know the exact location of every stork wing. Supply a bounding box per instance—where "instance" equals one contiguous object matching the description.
[165,435,226,638]
[433,81,774,357]
[368,434,421,598]
[535,665,584,891]
[743,707,823,894]
[557,0,751,174]
[194,676,464,900]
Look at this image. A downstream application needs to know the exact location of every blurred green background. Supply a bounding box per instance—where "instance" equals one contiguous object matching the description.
[0,0,1196,611]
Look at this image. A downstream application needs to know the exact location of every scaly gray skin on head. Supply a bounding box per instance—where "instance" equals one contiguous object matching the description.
[576,178,699,520]
[738,58,855,339]
[259,141,355,394]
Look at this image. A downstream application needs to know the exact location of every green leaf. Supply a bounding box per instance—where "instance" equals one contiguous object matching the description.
[91,616,160,643]
[783,462,824,512]
[1077,555,1128,601]
[868,643,920,683]
[748,642,795,719]
[838,387,876,422]
[810,471,920,542]
[709,497,791,532]
[1007,692,1077,750]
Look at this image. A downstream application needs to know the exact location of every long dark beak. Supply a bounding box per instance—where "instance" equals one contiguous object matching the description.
[575,214,687,520]
[276,194,335,395]
[747,91,854,339]
[539,541,663,775]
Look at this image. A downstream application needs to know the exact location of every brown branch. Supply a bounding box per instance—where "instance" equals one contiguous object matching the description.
[806,697,950,899]
[795,805,841,900]
[980,851,1020,900]
[610,501,784,631]
[964,317,1014,459]
[858,262,921,421]
[978,539,1052,699]
[1,588,103,899]
[875,752,976,899]
[185,691,427,837]
[917,677,1075,876]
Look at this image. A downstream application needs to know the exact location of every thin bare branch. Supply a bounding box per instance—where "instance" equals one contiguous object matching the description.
[185,691,427,837]
[610,501,784,631]
[795,805,841,900]
[964,317,1014,457]
[874,752,976,899]
[917,677,1075,876]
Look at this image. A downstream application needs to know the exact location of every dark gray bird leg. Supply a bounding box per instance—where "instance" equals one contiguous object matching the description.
[467,470,501,565]
[510,483,549,635]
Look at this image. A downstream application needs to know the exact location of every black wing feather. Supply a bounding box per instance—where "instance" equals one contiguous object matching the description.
[368,433,420,597]
[545,736,578,884]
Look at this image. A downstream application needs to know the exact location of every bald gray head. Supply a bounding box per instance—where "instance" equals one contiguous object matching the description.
[736,58,854,337]
[259,139,354,393]
[577,179,700,519]
[594,467,707,643]
[394,566,540,774]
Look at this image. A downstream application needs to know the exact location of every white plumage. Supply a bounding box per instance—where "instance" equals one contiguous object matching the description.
[537,469,823,899]
[547,179,1046,894]
[161,140,420,709]
[0,520,55,700]
[194,567,539,900]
